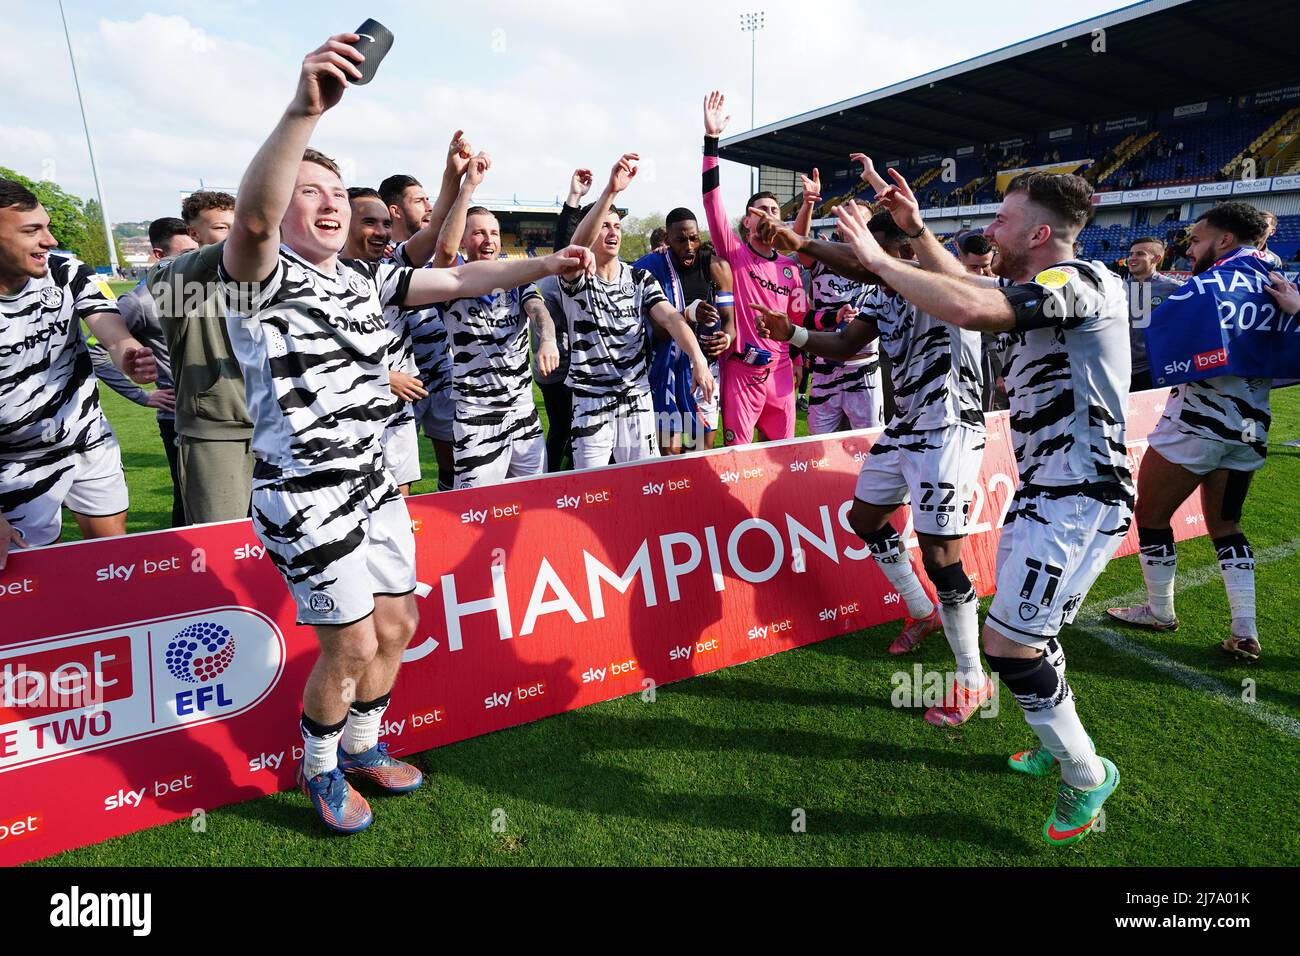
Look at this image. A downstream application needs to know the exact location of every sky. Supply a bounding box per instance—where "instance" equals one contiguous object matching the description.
[1,0,1130,230]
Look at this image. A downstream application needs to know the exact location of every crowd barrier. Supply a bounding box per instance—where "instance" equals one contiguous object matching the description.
[0,390,1205,864]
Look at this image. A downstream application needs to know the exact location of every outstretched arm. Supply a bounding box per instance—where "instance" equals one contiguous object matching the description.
[872,165,965,279]
[753,302,878,359]
[403,245,595,307]
[834,202,1014,332]
[223,33,364,283]
[748,205,882,284]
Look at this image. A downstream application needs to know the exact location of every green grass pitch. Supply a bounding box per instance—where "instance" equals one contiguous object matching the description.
[36,382,1300,866]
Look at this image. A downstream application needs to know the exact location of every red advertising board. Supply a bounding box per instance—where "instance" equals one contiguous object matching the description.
[0,391,1204,864]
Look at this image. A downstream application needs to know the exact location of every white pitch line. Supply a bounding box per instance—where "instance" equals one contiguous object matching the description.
[1073,538,1300,741]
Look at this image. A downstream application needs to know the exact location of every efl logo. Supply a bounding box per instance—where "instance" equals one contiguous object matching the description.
[164,621,237,716]
[1194,347,1228,372]
[0,608,284,774]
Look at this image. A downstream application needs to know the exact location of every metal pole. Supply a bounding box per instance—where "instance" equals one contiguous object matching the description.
[58,0,119,274]
[751,30,757,195]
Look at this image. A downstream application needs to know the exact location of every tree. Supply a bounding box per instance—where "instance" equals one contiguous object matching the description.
[79,199,126,269]
[0,164,92,255]
[619,211,663,263]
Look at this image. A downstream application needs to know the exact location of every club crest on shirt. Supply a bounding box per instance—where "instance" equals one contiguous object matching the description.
[40,286,64,309]
[347,271,370,297]
[309,592,336,614]
[783,267,793,280]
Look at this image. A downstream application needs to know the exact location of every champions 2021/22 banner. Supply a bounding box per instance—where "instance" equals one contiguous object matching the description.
[0,392,1205,865]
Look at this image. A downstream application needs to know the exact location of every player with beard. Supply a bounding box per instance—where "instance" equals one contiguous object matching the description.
[751,194,991,729]
[344,187,391,262]
[957,231,1008,411]
[0,178,157,567]
[219,34,595,833]
[789,164,883,435]
[562,154,716,467]
[430,150,559,486]
[1122,236,1183,392]
[702,91,804,445]
[827,172,1131,847]
[633,207,735,453]
[1108,203,1281,662]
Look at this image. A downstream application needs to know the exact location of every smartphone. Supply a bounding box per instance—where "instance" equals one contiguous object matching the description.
[348,19,394,85]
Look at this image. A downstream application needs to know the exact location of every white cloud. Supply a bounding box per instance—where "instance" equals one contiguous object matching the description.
[3,2,1124,226]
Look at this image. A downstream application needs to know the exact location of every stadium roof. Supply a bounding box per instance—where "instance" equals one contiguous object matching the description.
[719,0,1300,171]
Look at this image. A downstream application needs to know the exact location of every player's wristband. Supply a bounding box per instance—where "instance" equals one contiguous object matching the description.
[905,224,926,240]
[789,325,810,348]
[685,299,701,323]
[704,136,720,158]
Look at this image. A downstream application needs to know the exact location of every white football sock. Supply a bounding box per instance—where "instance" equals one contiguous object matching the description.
[1216,536,1258,639]
[1138,528,1177,621]
[342,696,389,755]
[872,547,934,619]
[1024,696,1105,790]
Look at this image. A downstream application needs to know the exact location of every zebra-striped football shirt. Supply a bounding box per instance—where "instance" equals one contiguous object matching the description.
[559,263,665,399]
[221,245,411,479]
[0,254,118,458]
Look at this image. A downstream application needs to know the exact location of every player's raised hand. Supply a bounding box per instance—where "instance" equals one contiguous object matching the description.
[547,244,596,278]
[291,34,364,117]
[608,153,639,193]
[0,514,29,571]
[446,130,474,178]
[704,91,731,136]
[836,303,858,325]
[1265,271,1300,315]
[877,168,924,236]
[465,151,491,189]
[752,304,794,342]
[570,169,594,200]
[123,345,157,385]
[801,168,822,206]
[834,201,886,270]
[537,339,560,377]
[849,152,891,195]
[388,371,429,402]
[747,207,802,254]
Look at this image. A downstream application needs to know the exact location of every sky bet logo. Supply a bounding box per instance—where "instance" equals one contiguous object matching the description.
[1165,346,1227,377]
[164,621,236,716]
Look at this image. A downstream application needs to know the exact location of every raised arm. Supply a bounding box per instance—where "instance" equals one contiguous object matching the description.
[571,153,638,250]
[433,150,490,268]
[748,205,882,284]
[404,245,595,307]
[701,91,739,259]
[223,33,364,283]
[404,130,475,268]
[834,202,1014,332]
[873,166,966,279]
